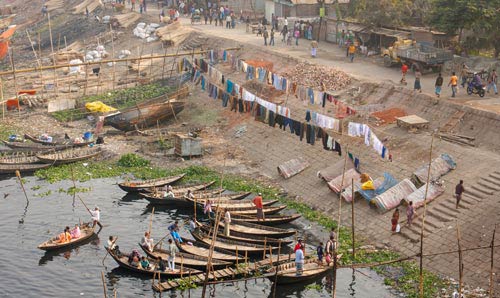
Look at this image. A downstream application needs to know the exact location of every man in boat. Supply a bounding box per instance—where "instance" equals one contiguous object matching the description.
[295,244,305,276]
[139,256,151,270]
[325,235,336,265]
[163,188,175,199]
[141,231,154,251]
[252,193,265,221]
[224,209,231,236]
[294,239,303,252]
[58,227,72,243]
[168,221,183,243]
[70,224,81,239]
[89,206,103,231]
[167,238,179,271]
[203,199,213,219]
[158,256,167,272]
[183,189,195,200]
[108,236,118,252]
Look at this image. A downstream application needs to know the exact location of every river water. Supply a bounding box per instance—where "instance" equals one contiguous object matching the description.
[0,176,398,298]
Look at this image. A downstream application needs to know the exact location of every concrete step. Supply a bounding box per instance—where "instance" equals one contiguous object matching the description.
[426,209,453,222]
[463,192,483,203]
[412,220,435,234]
[482,177,500,186]
[441,197,472,210]
[470,184,494,196]
[464,188,485,200]
[432,205,459,217]
[477,180,500,191]
[488,173,500,180]
[398,227,421,243]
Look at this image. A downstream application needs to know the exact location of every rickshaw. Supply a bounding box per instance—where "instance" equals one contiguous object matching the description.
[191,9,201,24]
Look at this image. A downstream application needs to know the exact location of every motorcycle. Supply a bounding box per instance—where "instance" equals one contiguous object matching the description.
[467,81,486,97]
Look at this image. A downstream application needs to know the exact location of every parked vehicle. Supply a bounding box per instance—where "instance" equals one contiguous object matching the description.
[382,40,453,72]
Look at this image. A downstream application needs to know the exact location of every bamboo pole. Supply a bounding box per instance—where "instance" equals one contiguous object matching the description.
[418,134,434,298]
[333,144,348,298]
[47,13,59,98]
[15,170,29,219]
[135,43,144,85]
[101,271,108,298]
[489,224,496,298]
[149,207,155,236]
[262,238,267,260]
[0,47,242,77]
[25,30,45,97]
[8,49,20,116]
[38,32,41,58]
[351,177,355,260]
[110,24,116,91]
[235,246,239,266]
[161,46,167,80]
[102,236,118,265]
[272,239,282,298]
[457,221,463,296]
[0,78,4,120]
[181,255,184,278]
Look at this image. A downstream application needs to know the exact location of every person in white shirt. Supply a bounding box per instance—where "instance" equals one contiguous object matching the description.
[164,190,175,199]
[167,238,179,271]
[224,209,231,236]
[295,245,305,276]
[89,206,103,230]
[141,231,154,251]
[183,190,194,200]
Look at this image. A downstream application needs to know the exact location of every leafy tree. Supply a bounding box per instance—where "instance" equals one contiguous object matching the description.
[349,0,412,27]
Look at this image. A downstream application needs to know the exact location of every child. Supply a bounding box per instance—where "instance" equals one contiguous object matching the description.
[317,242,324,263]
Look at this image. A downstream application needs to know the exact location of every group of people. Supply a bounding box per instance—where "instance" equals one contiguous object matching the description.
[391,180,466,233]
[293,228,338,276]
[57,224,81,243]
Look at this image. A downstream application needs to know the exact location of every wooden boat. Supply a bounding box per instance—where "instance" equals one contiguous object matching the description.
[1,140,73,152]
[106,248,201,277]
[185,195,267,207]
[143,181,217,194]
[0,163,51,174]
[267,259,333,285]
[37,224,96,251]
[141,191,251,206]
[139,244,232,270]
[36,147,102,165]
[216,220,297,239]
[118,174,186,193]
[176,238,244,262]
[229,205,287,216]
[199,225,293,246]
[104,100,185,132]
[24,134,92,147]
[210,199,278,210]
[190,230,278,256]
[231,214,302,226]
[0,151,40,164]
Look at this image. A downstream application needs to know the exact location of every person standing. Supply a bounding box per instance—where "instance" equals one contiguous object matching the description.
[391,208,400,232]
[435,73,444,98]
[348,44,356,62]
[89,206,103,230]
[448,72,458,97]
[252,193,265,221]
[400,63,408,84]
[455,180,465,209]
[167,239,179,271]
[295,245,305,276]
[460,63,469,88]
[317,242,324,263]
[294,239,303,252]
[414,69,422,93]
[406,201,414,226]
[263,28,269,46]
[225,14,231,28]
[325,235,336,265]
[269,28,275,46]
[203,199,213,218]
[487,69,498,95]
[141,231,154,251]
[294,28,300,46]
[224,209,231,236]
[311,40,318,58]
[168,220,183,243]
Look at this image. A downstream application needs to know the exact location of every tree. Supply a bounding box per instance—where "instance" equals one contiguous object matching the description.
[349,0,412,27]
[475,0,500,57]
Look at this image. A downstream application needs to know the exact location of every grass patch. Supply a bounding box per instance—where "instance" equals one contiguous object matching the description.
[0,123,20,140]
[34,158,447,297]
[50,83,172,122]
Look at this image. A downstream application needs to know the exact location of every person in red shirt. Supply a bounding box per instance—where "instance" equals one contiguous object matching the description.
[294,239,303,252]
[252,193,265,221]
[401,63,408,85]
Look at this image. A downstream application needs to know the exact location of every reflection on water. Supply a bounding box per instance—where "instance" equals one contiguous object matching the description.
[0,176,398,298]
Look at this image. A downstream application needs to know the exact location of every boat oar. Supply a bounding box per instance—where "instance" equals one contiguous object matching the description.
[15,170,30,224]
[148,207,155,236]
[153,232,171,249]
[102,236,118,266]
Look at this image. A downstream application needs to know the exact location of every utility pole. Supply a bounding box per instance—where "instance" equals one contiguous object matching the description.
[334,0,343,45]
[317,0,325,42]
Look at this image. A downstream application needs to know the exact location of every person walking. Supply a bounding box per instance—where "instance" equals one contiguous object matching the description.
[406,201,414,226]
[263,28,269,46]
[252,193,265,221]
[435,73,444,98]
[325,235,336,265]
[269,29,275,46]
[460,63,469,88]
[414,69,422,93]
[400,63,408,85]
[448,72,458,97]
[455,180,465,209]
[311,40,318,58]
[295,244,305,276]
[317,242,324,263]
[487,69,498,95]
[348,44,356,62]
[391,208,400,232]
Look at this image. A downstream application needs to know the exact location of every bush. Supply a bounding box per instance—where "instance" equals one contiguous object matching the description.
[117,153,150,167]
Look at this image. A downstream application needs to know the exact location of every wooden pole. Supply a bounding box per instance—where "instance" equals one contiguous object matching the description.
[47,13,59,98]
[15,170,29,210]
[101,271,108,298]
[235,246,239,266]
[135,43,144,85]
[161,46,167,80]
[272,240,282,298]
[149,207,155,236]
[8,49,20,116]
[25,30,45,97]
[418,134,434,298]
[351,177,355,260]
[0,78,4,120]
[71,165,77,206]
[84,63,89,96]
[489,224,496,298]
[181,255,184,278]
[262,238,267,260]
[38,32,42,58]
[110,24,116,91]
[457,221,463,296]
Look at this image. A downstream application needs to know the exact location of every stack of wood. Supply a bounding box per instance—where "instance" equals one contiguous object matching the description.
[281,62,352,90]
[155,21,192,47]
[64,40,84,52]
[128,54,164,73]
[45,0,64,12]
[51,50,84,65]
[18,93,51,108]
[112,12,141,28]
[438,133,475,147]
[73,0,103,15]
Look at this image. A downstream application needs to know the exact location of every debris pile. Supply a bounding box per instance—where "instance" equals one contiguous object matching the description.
[133,22,160,42]
[51,51,85,65]
[84,45,108,62]
[281,62,351,90]
[73,0,103,15]
[156,21,193,46]
[371,108,407,124]
[45,0,65,11]
[114,12,141,28]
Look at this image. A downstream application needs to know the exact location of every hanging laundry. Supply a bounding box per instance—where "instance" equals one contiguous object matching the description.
[226,79,234,93]
[305,110,311,122]
[307,88,314,104]
[333,141,342,156]
[354,158,360,170]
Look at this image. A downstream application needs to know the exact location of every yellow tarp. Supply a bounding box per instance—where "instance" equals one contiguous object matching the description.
[361,180,375,190]
[85,101,116,113]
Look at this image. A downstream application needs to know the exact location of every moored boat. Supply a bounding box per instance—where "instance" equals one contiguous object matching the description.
[214,220,297,238]
[229,205,287,216]
[139,244,232,270]
[118,174,186,193]
[141,191,251,206]
[143,181,217,194]
[199,225,293,246]
[36,147,102,165]
[1,140,74,152]
[0,163,51,174]
[231,214,302,226]
[176,238,244,262]
[190,230,278,256]
[267,259,333,285]
[37,223,96,251]
[0,151,40,164]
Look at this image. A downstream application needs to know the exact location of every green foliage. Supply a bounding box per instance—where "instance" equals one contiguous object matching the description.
[305,283,322,291]
[175,277,198,290]
[0,123,20,140]
[31,185,42,191]
[51,83,171,122]
[427,0,479,36]
[58,186,92,195]
[35,190,52,197]
[349,0,413,27]
[117,153,151,167]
